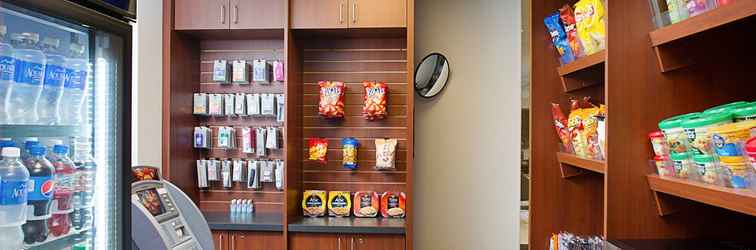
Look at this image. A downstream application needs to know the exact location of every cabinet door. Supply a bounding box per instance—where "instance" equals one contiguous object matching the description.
[174,0,230,30]
[212,231,229,250]
[289,233,344,250]
[291,0,348,29]
[231,231,284,250]
[351,234,405,250]
[229,0,285,29]
[348,0,406,28]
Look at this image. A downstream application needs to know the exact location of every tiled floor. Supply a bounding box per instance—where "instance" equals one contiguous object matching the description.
[520,209,529,245]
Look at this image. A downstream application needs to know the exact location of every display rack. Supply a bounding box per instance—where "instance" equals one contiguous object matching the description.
[647,174,756,217]
[556,50,605,92]
[556,152,606,178]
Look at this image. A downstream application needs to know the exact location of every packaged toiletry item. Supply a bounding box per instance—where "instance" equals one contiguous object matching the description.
[253,59,270,83]
[213,60,229,83]
[224,94,235,117]
[197,159,208,188]
[256,127,267,157]
[276,94,285,122]
[232,60,249,83]
[246,160,260,189]
[235,93,247,116]
[246,93,261,116]
[193,93,208,115]
[261,94,276,116]
[241,127,254,154]
[208,94,224,116]
[273,61,284,82]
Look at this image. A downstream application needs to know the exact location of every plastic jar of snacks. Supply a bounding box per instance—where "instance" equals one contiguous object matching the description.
[692,154,720,185]
[653,155,674,177]
[719,156,751,189]
[648,131,668,157]
[670,152,693,179]
[659,113,699,154]
[710,121,753,157]
[681,112,732,155]
[746,138,756,165]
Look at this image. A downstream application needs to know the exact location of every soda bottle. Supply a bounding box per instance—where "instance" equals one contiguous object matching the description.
[60,41,88,125]
[8,33,45,125]
[73,147,95,208]
[0,147,30,250]
[71,207,92,230]
[47,212,70,237]
[0,138,15,159]
[37,37,66,125]
[25,146,55,217]
[21,137,40,163]
[22,219,47,244]
[0,25,15,125]
[50,144,74,212]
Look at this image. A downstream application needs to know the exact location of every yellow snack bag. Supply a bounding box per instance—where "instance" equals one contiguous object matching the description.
[574,0,606,55]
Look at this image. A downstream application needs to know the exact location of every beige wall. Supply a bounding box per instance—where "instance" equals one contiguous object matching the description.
[414,0,521,249]
[131,0,163,167]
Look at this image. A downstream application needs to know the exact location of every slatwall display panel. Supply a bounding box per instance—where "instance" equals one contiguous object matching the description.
[300,38,409,193]
[197,39,286,212]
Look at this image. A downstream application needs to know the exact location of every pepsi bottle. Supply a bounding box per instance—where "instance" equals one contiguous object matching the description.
[25,145,55,217]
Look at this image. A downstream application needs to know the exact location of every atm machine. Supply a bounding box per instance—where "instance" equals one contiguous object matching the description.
[131,166,214,250]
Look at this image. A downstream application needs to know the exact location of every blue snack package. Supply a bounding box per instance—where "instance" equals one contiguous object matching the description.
[342,137,360,170]
[544,12,575,64]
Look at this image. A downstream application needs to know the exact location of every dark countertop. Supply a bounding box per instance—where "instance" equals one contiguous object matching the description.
[607,240,756,250]
[203,211,283,232]
[288,217,406,235]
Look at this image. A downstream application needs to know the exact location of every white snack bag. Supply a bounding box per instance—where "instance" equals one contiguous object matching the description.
[247,160,260,189]
[213,60,229,83]
[232,159,245,182]
[197,159,208,188]
[235,93,247,116]
[261,94,276,116]
[256,127,267,157]
[266,127,279,149]
[193,93,208,115]
[275,160,284,190]
[241,127,254,154]
[232,60,249,83]
[246,93,261,116]
[207,159,219,181]
[224,94,235,117]
[260,161,275,183]
[375,139,398,170]
[208,94,223,116]
[276,94,285,122]
[252,59,270,83]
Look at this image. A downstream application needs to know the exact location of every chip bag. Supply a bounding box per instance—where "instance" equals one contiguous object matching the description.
[318,81,345,119]
[375,139,398,170]
[552,103,573,153]
[308,138,328,164]
[574,0,607,55]
[353,191,379,217]
[363,81,388,120]
[559,5,584,58]
[342,137,360,170]
[544,12,575,65]
[380,192,406,218]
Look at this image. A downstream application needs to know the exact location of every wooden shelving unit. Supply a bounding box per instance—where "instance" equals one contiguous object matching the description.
[649,1,756,72]
[556,152,606,178]
[557,50,605,92]
[647,174,756,217]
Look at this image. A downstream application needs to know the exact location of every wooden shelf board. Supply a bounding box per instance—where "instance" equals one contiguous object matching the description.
[556,152,606,178]
[556,50,606,92]
[649,1,756,47]
[557,50,606,77]
[647,174,756,217]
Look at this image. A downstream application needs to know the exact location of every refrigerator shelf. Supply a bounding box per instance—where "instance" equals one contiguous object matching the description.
[0,125,84,138]
[23,226,92,249]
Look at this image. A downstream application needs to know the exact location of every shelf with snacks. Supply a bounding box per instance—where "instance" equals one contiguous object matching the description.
[649,1,756,72]
[556,152,606,178]
[557,50,606,93]
[647,174,756,217]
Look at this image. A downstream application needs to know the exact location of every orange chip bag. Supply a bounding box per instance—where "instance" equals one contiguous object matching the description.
[318,81,345,119]
[362,81,388,120]
[308,138,328,164]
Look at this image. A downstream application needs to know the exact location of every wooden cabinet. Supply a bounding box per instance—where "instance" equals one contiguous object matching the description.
[212,230,229,250]
[348,0,406,28]
[289,233,405,250]
[174,0,229,30]
[291,0,348,29]
[229,0,285,29]
[291,0,406,29]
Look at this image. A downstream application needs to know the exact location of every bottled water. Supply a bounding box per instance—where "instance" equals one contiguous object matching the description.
[0,147,31,250]
[0,25,14,125]
[38,37,66,125]
[60,43,88,125]
[8,33,45,125]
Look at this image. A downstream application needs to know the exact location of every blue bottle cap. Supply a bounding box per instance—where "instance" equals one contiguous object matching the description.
[24,140,40,149]
[29,146,46,156]
[53,145,68,154]
[0,140,15,148]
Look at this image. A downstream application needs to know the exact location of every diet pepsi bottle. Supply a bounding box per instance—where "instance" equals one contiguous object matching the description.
[50,144,75,213]
[60,42,88,125]
[38,37,66,125]
[8,33,45,125]
[0,25,15,124]
[0,147,30,250]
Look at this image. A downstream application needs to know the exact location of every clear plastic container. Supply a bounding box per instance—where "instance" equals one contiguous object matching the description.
[0,25,14,125]
[0,147,31,226]
[38,37,66,125]
[60,42,88,125]
[8,33,45,125]
[49,145,75,212]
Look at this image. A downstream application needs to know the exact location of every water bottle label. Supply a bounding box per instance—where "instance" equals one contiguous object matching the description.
[14,60,45,85]
[0,56,14,81]
[27,176,55,201]
[64,68,87,90]
[43,64,66,87]
[0,180,28,205]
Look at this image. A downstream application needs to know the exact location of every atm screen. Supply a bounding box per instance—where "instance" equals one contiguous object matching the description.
[136,188,166,216]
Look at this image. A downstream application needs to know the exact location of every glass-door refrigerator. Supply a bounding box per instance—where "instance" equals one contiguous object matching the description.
[0,0,131,249]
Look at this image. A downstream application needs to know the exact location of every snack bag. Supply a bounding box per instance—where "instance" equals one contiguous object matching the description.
[582,103,602,160]
[375,139,398,170]
[308,138,328,164]
[544,12,575,64]
[567,99,588,157]
[328,191,352,217]
[685,0,709,16]
[318,81,345,119]
[302,190,327,217]
[342,137,360,170]
[559,5,584,58]
[574,0,607,55]
[380,192,406,218]
[363,81,388,120]
[552,103,573,153]
[353,191,379,217]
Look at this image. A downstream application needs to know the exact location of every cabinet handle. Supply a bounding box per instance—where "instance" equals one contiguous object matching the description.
[351,237,356,250]
[219,234,223,250]
[231,234,235,250]
[221,5,226,24]
[234,5,239,24]
[352,2,357,23]
[338,237,342,250]
[339,3,344,23]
